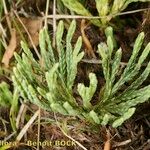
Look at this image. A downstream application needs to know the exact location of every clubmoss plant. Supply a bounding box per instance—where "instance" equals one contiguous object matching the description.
[0,82,12,107]
[89,30,150,127]
[0,81,18,131]
[61,0,150,26]
[12,20,85,115]
[12,20,150,127]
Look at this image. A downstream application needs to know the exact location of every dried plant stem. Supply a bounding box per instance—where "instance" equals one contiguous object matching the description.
[16,110,40,142]
[37,108,41,150]
[45,8,150,19]
[44,0,50,28]
[81,59,148,67]
[0,23,6,37]
[2,0,12,35]
[13,10,41,61]
[16,103,26,129]
[52,0,57,47]
[81,19,96,58]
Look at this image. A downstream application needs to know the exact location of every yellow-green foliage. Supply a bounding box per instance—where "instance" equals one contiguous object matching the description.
[0,82,18,131]
[0,82,12,107]
[13,20,150,128]
[61,0,150,26]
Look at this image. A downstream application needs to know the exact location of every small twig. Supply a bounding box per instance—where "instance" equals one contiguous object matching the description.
[82,58,127,66]
[116,8,150,16]
[81,19,96,58]
[52,0,56,47]
[81,58,148,67]
[2,0,12,35]
[44,0,50,28]
[45,8,150,19]
[113,139,131,147]
[0,23,6,37]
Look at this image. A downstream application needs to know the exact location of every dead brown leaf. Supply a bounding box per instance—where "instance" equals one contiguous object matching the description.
[18,17,42,47]
[1,16,42,67]
[81,19,96,58]
[2,28,17,68]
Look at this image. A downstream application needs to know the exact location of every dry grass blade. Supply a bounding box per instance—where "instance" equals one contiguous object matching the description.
[16,110,40,142]
[37,108,41,150]
[2,0,11,34]
[2,28,17,68]
[4,132,16,141]
[44,0,50,28]
[113,139,131,147]
[0,23,6,37]
[54,114,88,150]
[81,19,96,58]
[45,8,150,20]
[16,103,26,129]
[52,0,56,47]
